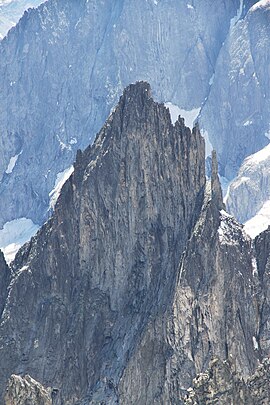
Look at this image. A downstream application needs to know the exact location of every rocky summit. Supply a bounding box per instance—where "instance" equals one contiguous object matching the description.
[0,82,270,404]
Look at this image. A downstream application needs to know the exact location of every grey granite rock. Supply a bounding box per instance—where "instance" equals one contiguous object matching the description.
[1,82,269,404]
[5,374,52,405]
[254,227,270,357]
[0,82,206,404]
[184,357,270,404]
[211,150,225,211]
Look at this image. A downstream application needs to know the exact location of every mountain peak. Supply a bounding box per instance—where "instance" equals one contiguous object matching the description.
[211,150,225,211]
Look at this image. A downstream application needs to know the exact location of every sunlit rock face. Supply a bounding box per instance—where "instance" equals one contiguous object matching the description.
[4,374,52,405]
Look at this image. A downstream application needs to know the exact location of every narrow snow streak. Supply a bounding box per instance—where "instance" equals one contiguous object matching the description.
[49,166,74,210]
[5,150,22,174]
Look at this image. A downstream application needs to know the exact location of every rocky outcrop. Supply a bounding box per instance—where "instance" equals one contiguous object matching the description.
[0,82,206,404]
[184,357,270,404]
[211,150,225,211]
[5,374,52,405]
[1,82,270,404]
[184,357,252,404]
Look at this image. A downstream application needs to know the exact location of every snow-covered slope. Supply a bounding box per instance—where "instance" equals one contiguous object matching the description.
[0,0,45,39]
[244,200,270,238]
[226,143,270,237]
[0,0,242,230]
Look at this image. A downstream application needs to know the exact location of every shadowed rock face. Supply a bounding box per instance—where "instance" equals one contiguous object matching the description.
[0,251,10,316]
[254,227,270,357]
[1,82,270,404]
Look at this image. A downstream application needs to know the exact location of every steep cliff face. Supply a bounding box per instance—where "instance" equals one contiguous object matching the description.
[1,82,270,404]
[0,82,206,404]
[0,251,10,317]
[118,155,259,404]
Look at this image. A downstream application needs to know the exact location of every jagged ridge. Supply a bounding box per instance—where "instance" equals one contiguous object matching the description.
[1,82,270,404]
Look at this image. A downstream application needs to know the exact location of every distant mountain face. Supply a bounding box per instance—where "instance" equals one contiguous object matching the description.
[0,0,45,39]
[0,0,244,233]
[200,0,270,179]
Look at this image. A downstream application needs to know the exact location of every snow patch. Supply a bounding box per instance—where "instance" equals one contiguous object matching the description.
[5,150,22,174]
[253,336,259,351]
[0,218,39,263]
[265,129,270,140]
[252,257,258,277]
[49,166,74,210]
[244,200,270,239]
[56,134,71,151]
[165,102,200,129]
[244,143,270,165]
[69,137,77,145]
[218,209,248,245]
[209,73,214,86]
